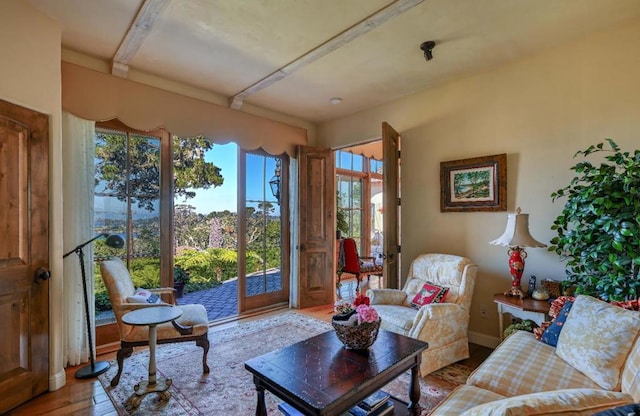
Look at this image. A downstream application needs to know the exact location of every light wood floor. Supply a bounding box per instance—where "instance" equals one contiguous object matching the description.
[8,298,493,415]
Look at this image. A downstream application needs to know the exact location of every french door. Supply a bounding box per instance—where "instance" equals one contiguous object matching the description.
[382,122,401,289]
[238,150,289,312]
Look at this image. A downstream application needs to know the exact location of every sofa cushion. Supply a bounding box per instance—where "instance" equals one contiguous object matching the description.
[468,331,601,397]
[409,282,449,309]
[429,385,505,416]
[460,389,634,416]
[621,335,640,402]
[540,300,574,347]
[375,304,415,335]
[405,254,474,306]
[556,295,640,390]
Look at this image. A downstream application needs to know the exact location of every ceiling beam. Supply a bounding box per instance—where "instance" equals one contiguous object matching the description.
[229,0,424,110]
[111,0,172,78]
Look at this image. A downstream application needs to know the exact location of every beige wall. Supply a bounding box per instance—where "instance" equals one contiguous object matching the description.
[0,0,65,389]
[4,0,639,376]
[317,20,640,346]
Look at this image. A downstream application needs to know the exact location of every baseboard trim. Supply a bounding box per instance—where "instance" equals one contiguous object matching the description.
[49,369,66,391]
[469,330,500,349]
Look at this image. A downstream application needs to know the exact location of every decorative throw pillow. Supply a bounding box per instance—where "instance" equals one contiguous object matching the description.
[540,300,574,347]
[549,295,576,319]
[126,288,161,304]
[460,388,634,416]
[556,295,640,390]
[410,282,449,309]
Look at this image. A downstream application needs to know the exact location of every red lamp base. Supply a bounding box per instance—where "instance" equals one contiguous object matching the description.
[504,285,526,299]
[505,246,527,299]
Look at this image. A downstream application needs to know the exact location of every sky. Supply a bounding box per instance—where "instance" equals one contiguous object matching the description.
[176,142,281,215]
[176,142,239,214]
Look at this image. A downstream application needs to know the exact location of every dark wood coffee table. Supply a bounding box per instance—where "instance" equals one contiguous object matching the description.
[244,328,428,416]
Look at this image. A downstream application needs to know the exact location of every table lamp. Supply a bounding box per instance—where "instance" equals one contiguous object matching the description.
[490,207,546,299]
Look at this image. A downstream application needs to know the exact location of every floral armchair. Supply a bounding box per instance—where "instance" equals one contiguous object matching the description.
[366,253,477,375]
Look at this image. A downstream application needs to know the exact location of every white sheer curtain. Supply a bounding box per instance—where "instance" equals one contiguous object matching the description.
[62,111,96,366]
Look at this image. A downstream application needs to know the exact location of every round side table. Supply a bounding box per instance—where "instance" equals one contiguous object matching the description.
[121,306,183,411]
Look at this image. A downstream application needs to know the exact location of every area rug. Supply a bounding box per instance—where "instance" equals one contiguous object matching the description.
[98,312,471,415]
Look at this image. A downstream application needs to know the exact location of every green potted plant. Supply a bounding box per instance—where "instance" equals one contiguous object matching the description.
[549,139,640,301]
[173,265,190,298]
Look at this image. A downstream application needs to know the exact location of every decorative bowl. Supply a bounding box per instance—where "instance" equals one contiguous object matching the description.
[332,318,381,350]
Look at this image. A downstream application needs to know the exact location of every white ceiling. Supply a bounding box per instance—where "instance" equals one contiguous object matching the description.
[27,0,640,123]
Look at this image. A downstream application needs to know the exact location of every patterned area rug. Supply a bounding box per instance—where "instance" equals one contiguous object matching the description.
[98,312,470,415]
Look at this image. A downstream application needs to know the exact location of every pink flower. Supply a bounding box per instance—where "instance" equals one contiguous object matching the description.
[356,304,379,324]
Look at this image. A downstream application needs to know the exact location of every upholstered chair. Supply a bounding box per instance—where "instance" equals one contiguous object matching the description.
[337,237,383,293]
[366,253,477,375]
[100,257,210,386]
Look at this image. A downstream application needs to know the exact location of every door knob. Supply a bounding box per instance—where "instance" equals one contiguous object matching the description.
[36,267,51,281]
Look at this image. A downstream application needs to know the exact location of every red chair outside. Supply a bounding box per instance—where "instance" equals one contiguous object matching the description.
[337,238,383,294]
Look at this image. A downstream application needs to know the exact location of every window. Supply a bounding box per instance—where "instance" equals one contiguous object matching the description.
[335,149,383,257]
[94,121,290,328]
[94,120,170,325]
[337,174,363,246]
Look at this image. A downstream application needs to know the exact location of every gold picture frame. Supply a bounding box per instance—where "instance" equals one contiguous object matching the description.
[440,153,507,212]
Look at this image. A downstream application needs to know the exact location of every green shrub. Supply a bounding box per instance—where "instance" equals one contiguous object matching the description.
[503,319,539,339]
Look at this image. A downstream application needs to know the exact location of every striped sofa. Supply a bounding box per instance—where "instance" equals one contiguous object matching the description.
[430,295,640,415]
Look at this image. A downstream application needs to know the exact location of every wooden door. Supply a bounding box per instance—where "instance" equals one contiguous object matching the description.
[0,99,50,413]
[382,122,401,289]
[297,146,335,308]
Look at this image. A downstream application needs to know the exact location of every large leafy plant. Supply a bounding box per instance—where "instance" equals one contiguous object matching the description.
[550,139,640,301]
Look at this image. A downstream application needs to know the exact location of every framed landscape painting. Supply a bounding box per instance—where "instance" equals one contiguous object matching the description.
[440,153,507,212]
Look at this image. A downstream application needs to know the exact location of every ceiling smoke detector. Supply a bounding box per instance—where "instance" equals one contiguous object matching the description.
[329,97,343,105]
[420,41,436,61]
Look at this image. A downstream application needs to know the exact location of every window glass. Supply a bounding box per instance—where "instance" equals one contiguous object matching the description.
[370,159,383,175]
[337,174,363,245]
[352,153,364,172]
[94,126,162,325]
[245,153,284,296]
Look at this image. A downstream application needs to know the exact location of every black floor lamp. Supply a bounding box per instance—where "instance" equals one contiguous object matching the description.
[63,233,125,379]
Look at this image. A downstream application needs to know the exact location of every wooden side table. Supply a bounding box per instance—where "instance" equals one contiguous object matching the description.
[121,306,183,411]
[493,293,551,340]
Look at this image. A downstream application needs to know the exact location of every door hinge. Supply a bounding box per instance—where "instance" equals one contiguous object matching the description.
[397,245,401,253]
[397,198,401,206]
[397,150,401,159]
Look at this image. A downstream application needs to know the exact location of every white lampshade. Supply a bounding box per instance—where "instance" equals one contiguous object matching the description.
[490,208,547,248]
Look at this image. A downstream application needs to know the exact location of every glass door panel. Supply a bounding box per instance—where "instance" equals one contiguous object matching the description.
[240,151,288,312]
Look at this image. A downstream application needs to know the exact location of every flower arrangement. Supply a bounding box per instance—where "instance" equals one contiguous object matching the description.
[333,294,379,326]
[332,294,381,349]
